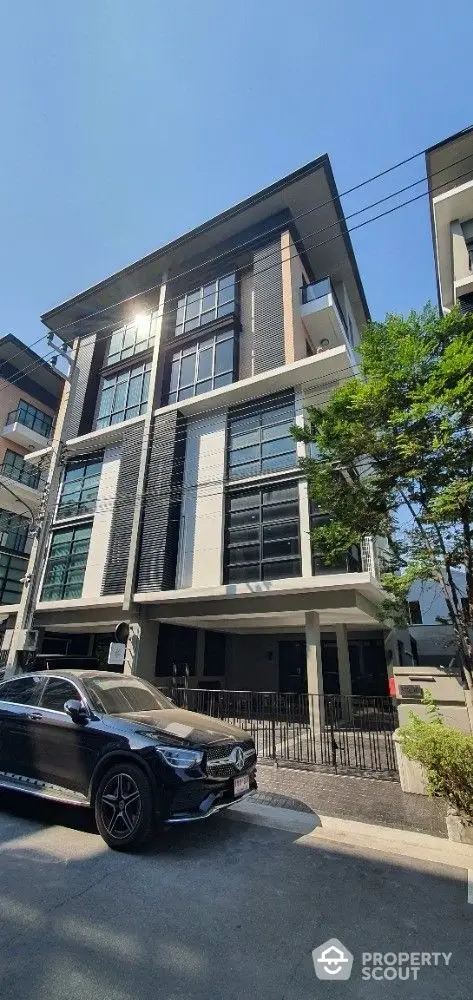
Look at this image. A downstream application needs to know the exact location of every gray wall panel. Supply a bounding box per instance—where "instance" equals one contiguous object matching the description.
[102,424,143,595]
[136,411,186,592]
[253,239,285,373]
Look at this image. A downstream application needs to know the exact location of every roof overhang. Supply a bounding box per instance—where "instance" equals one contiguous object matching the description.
[0,334,65,403]
[41,155,370,345]
[425,126,473,309]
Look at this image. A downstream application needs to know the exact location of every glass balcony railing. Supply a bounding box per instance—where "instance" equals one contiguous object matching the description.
[5,405,53,439]
[0,457,41,490]
[300,278,348,337]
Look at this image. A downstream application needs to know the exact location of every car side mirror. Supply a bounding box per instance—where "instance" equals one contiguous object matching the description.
[64,699,88,724]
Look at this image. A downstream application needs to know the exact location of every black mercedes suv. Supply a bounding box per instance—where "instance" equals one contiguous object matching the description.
[0,670,257,849]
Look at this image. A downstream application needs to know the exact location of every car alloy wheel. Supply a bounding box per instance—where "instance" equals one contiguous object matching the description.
[100,772,142,840]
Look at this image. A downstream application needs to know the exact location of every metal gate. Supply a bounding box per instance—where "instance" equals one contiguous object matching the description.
[174,689,399,780]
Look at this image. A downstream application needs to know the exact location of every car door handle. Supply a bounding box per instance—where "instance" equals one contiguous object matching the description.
[27,712,42,721]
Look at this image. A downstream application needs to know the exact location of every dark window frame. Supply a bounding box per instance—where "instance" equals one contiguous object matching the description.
[41,523,93,602]
[0,509,29,553]
[1,449,41,489]
[175,273,236,336]
[165,328,235,404]
[56,453,103,521]
[0,550,27,604]
[14,399,53,438]
[105,316,154,367]
[227,395,297,482]
[95,359,151,429]
[224,482,301,583]
[309,507,362,574]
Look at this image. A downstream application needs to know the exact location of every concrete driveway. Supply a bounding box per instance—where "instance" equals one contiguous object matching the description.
[0,791,471,999]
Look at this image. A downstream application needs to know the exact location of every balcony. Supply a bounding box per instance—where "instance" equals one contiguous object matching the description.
[0,454,41,501]
[2,405,53,451]
[300,278,354,353]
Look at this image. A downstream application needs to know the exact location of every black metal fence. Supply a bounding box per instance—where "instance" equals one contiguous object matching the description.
[174,688,399,779]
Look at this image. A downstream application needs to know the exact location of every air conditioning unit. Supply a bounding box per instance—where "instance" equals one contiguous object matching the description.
[1,629,13,652]
[18,629,40,652]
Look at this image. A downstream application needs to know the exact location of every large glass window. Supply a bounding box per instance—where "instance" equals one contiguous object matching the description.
[41,524,92,602]
[0,551,26,604]
[309,507,362,573]
[8,400,53,438]
[0,510,29,553]
[95,361,151,429]
[56,453,103,520]
[1,449,41,489]
[227,395,297,481]
[166,329,234,404]
[106,315,154,366]
[175,274,236,336]
[224,483,301,583]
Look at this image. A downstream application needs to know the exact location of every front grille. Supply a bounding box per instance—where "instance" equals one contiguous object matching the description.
[205,742,256,779]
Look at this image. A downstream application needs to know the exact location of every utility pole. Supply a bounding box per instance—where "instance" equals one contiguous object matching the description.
[5,340,75,676]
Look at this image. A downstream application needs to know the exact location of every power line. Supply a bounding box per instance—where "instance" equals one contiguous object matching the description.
[7,147,473,391]
[25,362,358,499]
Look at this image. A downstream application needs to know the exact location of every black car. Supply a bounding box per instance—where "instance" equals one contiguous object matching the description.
[0,670,257,850]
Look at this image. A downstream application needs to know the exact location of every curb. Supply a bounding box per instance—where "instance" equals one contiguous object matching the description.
[226,798,473,872]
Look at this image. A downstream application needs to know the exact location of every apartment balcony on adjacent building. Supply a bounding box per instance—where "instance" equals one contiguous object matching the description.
[2,402,53,451]
[300,278,355,355]
[0,449,41,501]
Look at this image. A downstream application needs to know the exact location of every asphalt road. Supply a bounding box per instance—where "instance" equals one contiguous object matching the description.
[0,790,471,999]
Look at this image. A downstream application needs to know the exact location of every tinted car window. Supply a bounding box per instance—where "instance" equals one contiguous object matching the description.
[84,676,173,715]
[40,678,79,713]
[0,675,45,706]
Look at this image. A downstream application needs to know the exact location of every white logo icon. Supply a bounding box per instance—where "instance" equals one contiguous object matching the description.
[312,939,354,981]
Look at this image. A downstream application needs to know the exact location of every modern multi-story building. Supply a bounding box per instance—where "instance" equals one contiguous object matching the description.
[426,125,473,316]
[6,155,397,698]
[0,334,64,611]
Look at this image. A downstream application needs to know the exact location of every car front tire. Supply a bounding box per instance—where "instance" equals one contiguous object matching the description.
[94,763,154,851]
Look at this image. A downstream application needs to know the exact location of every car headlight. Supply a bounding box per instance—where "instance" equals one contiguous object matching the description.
[156,746,204,769]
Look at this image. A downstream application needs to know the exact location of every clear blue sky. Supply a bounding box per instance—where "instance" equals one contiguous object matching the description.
[1,0,471,350]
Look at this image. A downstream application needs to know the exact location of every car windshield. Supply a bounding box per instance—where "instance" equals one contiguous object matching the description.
[83,676,174,715]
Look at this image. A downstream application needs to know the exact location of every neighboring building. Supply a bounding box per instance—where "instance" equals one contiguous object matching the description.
[9,155,396,697]
[404,572,467,667]
[426,125,473,316]
[0,335,64,610]
[408,126,473,668]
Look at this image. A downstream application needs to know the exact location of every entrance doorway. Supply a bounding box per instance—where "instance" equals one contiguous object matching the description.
[278,640,341,694]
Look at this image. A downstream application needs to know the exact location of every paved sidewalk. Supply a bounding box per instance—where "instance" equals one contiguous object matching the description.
[254,763,448,837]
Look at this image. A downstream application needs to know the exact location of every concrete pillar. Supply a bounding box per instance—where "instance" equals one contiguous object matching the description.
[335,623,352,722]
[305,611,324,729]
[335,624,352,696]
[123,620,159,682]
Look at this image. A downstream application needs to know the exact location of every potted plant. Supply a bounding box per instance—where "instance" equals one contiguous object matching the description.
[397,692,473,844]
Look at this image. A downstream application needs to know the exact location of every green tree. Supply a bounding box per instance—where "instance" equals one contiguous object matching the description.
[294,305,473,686]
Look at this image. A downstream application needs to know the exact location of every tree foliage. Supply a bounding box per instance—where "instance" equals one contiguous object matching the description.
[397,692,473,818]
[294,305,473,683]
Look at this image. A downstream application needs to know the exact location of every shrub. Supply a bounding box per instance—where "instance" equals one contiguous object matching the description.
[397,692,473,819]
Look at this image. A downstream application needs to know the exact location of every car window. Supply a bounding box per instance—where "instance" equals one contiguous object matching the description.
[0,675,45,706]
[84,676,173,715]
[40,677,80,713]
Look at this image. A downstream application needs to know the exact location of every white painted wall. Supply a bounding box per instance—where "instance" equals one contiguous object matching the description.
[82,443,122,599]
[176,411,226,588]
